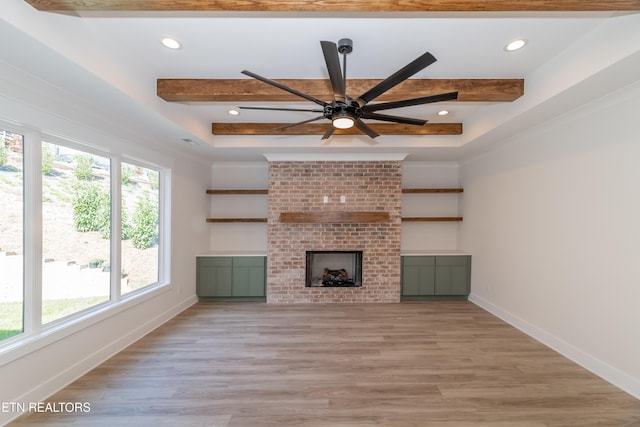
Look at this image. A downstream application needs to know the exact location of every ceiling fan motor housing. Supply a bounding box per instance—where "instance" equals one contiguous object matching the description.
[325,102,362,121]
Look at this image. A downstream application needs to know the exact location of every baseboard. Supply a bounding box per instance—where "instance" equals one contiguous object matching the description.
[468,293,640,400]
[4,295,197,425]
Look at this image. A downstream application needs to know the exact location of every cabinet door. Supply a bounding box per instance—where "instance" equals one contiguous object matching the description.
[232,257,266,297]
[197,257,233,297]
[434,256,470,296]
[401,256,435,296]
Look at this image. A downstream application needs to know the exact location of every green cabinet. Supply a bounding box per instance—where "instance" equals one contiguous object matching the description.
[401,256,436,296]
[197,256,266,301]
[231,257,266,297]
[401,255,471,300]
[434,256,470,296]
[197,257,233,297]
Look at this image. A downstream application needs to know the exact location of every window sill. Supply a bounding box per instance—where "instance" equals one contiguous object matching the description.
[0,282,172,368]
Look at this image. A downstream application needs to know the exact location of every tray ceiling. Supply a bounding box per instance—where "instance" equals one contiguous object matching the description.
[2,1,639,161]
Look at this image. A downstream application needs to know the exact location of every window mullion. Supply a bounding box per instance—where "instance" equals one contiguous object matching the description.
[159,169,169,285]
[23,131,43,335]
[111,157,122,301]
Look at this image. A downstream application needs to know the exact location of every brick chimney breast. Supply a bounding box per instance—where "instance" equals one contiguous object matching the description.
[267,160,402,303]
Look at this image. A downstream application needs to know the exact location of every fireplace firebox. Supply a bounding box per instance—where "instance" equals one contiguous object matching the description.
[305,251,363,287]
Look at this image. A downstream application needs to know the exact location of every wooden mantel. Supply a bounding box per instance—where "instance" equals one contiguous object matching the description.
[280,211,390,223]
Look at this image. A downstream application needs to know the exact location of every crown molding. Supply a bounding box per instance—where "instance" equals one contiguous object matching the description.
[263,153,408,162]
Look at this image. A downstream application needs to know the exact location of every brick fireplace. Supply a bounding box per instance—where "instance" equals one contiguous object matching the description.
[267,158,402,303]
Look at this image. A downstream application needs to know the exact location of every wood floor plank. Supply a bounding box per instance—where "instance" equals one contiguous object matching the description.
[9,302,640,426]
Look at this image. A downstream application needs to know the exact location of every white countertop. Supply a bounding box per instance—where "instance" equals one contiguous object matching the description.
[198,251,267,257]
[401,250,471,256]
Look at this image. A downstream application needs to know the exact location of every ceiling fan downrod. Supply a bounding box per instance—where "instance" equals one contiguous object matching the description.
[337,38,353,93]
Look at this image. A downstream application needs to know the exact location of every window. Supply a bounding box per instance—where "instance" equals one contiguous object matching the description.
[121,162,160,295]
[42,143,111,324]
[0,130,24,341]
[0,123,169,350]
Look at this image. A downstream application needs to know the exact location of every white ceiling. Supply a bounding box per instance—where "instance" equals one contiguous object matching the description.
[1,1,639,163]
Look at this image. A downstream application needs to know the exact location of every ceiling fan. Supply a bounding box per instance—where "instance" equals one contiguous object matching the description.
[240,38,458,139]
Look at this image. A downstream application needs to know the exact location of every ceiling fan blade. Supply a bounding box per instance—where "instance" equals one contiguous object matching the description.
[320,41,346,103]
[361,112,427,126]
[356,52,437,106]
[355,120,380,139]
[275,115,326,131]
[242,70,328,107]
[321,125,335,140]
[363,91,459,112]
[239,106,324,113]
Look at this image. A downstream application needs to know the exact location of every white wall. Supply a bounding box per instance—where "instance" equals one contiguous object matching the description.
[0,152,210,425]
[0,74,211,426]
[459,80,640,398]
[402,162,460,251]
[208,162,269,253]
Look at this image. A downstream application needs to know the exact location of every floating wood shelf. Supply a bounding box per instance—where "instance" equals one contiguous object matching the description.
[206,218,267,223]
[402,188,463,193]
[206,189,268,194]
[402,189,463,221]
[280,211,390,223]
[402,217,463,222]
[206,189,462,223]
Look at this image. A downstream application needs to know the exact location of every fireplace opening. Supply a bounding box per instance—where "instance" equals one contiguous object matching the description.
[306,251,363,287]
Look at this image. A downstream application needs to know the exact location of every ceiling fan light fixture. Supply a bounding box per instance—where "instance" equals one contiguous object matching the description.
[332,115,355,129]
[437,110,449,116]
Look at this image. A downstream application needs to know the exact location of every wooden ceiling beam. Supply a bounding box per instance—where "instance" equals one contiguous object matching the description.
[159,79,524,103]
[211,123,462,136]
[24,0,640,12]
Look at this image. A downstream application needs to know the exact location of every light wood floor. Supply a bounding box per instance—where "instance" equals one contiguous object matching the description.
[11,302,640,426]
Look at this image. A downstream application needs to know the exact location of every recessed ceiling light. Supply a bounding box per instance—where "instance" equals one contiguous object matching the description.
[437,110,449,116]
[161,37,181,50]
[180,137,199,146]
[228,109,240,116]
[505,39,527,52]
